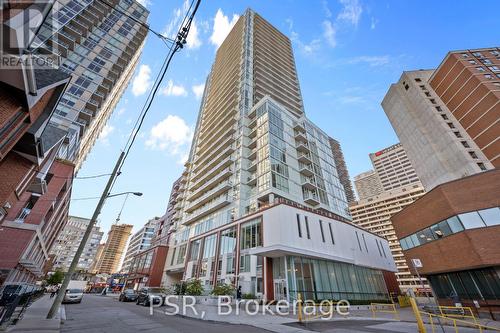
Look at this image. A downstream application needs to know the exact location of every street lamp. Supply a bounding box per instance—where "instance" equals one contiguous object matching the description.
[107,191,143,198]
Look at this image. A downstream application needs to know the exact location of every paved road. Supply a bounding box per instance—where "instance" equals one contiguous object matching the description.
[61,294,269,333]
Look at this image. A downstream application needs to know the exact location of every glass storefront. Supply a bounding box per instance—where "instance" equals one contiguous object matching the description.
[280,256,389,302]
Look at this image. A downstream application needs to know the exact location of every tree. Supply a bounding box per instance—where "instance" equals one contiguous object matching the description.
[185,279,203,296]
[46,270,65,285]
[211,283,234,296]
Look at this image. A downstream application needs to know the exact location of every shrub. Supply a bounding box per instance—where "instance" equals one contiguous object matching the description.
[242,293,255,299]
[211,283,235,296]
[173,282,186,295]
[185,279,203,296]
[46,270,64,285]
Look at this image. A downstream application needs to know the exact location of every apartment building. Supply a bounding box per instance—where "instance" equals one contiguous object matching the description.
[370,143,421,192]
[329,138,355,203]
[0,2,74,285]
[122,217,160,273]
[33,0,149,169]
[50,216,103,271]
[429,48,499,168]
[349,184,428,294]
[95,223,133,274]
[162,9,397,302]
[354,170,383,200]
[382,69,494,191]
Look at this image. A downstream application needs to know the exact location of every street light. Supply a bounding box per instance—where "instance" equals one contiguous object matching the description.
[47,152,142,319]
[107,191,143,198]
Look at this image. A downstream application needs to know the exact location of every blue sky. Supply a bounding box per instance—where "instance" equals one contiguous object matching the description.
[69,0,500,237]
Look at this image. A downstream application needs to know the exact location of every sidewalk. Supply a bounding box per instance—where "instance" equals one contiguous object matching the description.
[8,295,64,333]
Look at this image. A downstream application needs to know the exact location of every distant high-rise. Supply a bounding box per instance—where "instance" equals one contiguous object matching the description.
[122,217,160,273]
[162,9,397,302]
[95,224,133,274]
[370,143,421,192]
[354,170,383,200]
[382,63,495,191]
[51,216,103,271]
[429,48,500,168]
[34,0,149,170]
[329,138,355,203]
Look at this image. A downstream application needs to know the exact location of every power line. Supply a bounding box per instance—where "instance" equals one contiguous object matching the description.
[110,0,201,193]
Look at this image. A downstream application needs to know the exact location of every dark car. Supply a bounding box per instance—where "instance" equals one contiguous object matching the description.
[135,287,165,306]
[119,289,138,302]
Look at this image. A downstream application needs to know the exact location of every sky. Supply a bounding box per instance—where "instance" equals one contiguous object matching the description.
[69,0,500,238]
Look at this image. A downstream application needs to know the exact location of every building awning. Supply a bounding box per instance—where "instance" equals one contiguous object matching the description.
[248,245,355,265]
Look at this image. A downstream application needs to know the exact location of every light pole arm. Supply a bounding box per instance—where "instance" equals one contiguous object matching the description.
[47,151,125,319]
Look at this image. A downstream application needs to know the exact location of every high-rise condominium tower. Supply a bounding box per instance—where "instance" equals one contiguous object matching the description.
[329,138,355,203]
[95,223,133,274]
[382,50,497,191]
[354,170,383,200]
[34,0,149,170]
[51,216,103,271]
[122,217,159,273]
[163,9,397,302]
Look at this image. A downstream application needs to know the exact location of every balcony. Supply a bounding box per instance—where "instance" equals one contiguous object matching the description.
[248,136,257,149]
[293,121,306,133]
[297,152,312,164]
[248,147,257,160]
[246,173,257,186]
[301,176,316,190]
[182,194,232,225]
[185,180,232,213]
[192,156,234,189]
[299,163,314,177]
[247,159,257,172]
[192,146,234,181]
[194,137,235,169]
[296,141,310,153]
[294,130,307,143]
[189,166,233,198]
[303,191,320,206]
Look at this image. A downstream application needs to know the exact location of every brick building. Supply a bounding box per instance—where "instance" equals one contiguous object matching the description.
[392,169,500,318]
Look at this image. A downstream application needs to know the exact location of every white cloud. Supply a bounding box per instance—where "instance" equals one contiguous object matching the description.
[98,124,114,145]
[192,83,205,99]
[186,19,202,49]
[163,0,190,39]
[210,9,239,48]
[131,65,152,97]
[370,17,378,30]
[116,108,125,116]
[322,0,332,18]
[145,115,193,162]
[347,55,390,67]
[161,80,188,97]
[322,20,336,48]
[290,31,321,56]
[337,0,362,26]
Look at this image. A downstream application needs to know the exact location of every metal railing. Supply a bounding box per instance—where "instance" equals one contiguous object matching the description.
[371,302,399,320]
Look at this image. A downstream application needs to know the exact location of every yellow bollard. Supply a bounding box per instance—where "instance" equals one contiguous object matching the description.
[410,297,427,333]
[297,293,303,323]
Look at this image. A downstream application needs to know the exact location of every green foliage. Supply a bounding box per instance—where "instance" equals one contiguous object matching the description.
[242,293,255,299]
[173,282,186,295]
[211,283,235,296]
[46,270,64,285]
[185,279,203,296]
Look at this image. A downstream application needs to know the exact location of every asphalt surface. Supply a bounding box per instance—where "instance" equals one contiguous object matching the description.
[61,294,269,333]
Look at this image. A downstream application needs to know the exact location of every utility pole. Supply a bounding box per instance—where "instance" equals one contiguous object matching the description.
[47,151,125,319]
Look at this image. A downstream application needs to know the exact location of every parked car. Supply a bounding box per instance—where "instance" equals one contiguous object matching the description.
[119,289,138,302]
[63,288,84,304]
[135,287,165,306]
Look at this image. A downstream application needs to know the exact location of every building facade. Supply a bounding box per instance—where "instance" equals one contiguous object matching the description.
[33,0,149,169]
[382,69,494,191]
[0,2,75,285]
[354,170,383,200]
[329,138,355,203]
[122,217,160,273]
[392,169,500,319]
[162,9,397,302]
[50,216,103,271]
[349,184,428,294]
[428,48,499,168]
[95,223,133,274]
[369,143,421,192]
